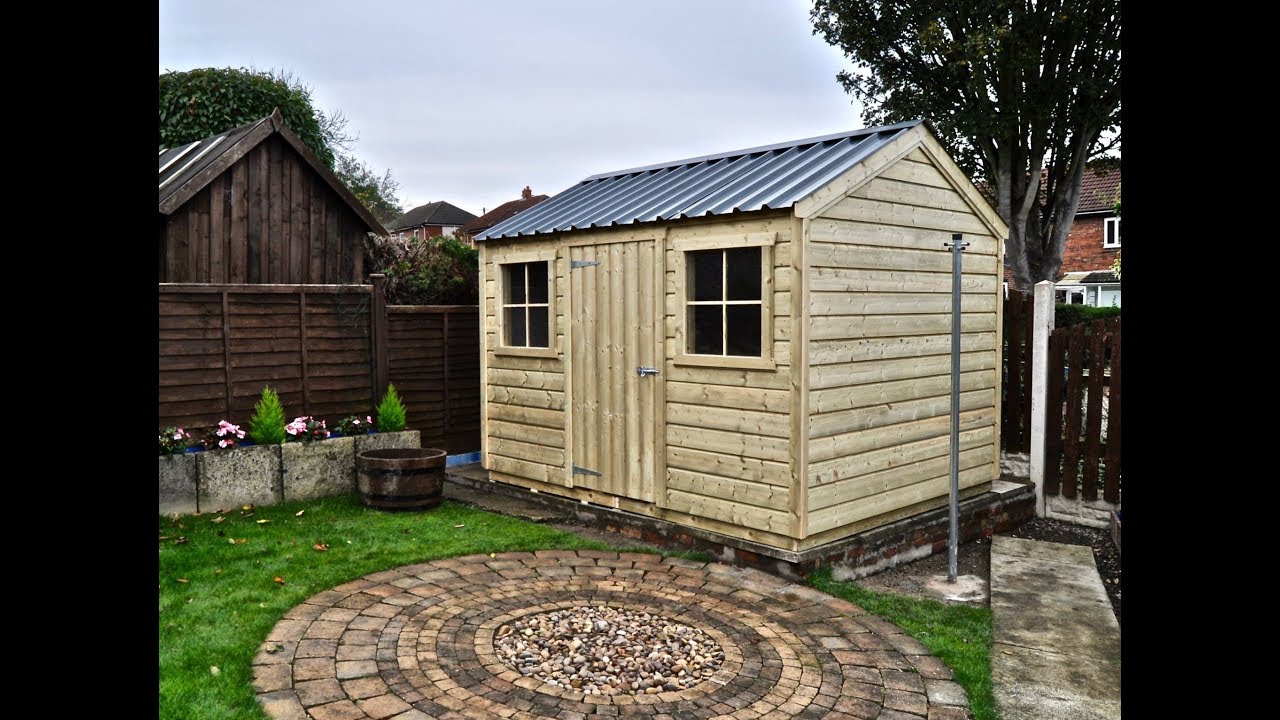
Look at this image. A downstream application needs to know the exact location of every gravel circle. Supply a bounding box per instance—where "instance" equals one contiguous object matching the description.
[493,605,725,696]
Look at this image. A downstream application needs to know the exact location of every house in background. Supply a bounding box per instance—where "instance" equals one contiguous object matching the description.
[158,109,388,284]
[1054,167,1121,306]
[458,186,549,245]
[1001,165,1121,306]
[385,201,477,240]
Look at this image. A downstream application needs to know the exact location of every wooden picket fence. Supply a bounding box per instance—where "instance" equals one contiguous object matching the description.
[1044,317,1122,502]
[1000,289,1034,453]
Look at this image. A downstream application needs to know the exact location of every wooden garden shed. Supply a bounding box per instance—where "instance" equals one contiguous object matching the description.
[158,109,387,284]
[473,119,1007,555]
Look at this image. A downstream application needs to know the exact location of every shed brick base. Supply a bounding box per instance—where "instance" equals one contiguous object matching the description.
[446,466,1034,581]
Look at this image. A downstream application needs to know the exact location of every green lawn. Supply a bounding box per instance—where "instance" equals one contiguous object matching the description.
[159,496,618,720]
[810,568,998,720]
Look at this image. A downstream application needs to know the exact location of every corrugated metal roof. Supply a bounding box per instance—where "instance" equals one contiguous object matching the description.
[158,116,268,207]
[476,120,923,241]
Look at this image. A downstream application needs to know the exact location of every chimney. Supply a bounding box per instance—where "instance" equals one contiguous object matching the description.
[521,186,532,200]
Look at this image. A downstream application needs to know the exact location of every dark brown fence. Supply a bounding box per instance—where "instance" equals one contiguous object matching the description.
[1001,289,1034,452]
[159,282,481,453]
[387,306,481,454]
[1044,317,1122,503]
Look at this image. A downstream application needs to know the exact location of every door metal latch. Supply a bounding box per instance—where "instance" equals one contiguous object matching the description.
[636,366,660,377]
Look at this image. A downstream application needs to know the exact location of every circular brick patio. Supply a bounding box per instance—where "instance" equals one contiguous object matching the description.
[252,551,971,719]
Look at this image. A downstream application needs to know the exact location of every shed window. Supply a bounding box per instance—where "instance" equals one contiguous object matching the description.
[502,261,550,348]
[1104,217,1121,248]
[685,247,763,357]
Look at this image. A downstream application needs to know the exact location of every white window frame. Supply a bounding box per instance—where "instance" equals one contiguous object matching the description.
[1103,217,1121,248]
[672,232,776,371]
[494,252,556,358]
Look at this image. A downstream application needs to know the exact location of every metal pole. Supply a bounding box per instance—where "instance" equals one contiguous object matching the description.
[944,234,968,582]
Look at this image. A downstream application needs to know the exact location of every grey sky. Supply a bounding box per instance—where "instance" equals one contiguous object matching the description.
[159,0,863,219]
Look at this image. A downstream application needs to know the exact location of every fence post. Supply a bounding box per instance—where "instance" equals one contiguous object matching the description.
[1029,280,1055,517]
[369,274,389,406]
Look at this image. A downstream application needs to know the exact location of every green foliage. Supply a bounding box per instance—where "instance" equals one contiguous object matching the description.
[811,568,998,720]
[158,496,618,720]
[248,387,287,445]
[810,0,1121,289]
[1055,304,1121,328]
[158,67,338,167]
[364,234,480,304]
[335,154,404,225]
[376,383,407,432]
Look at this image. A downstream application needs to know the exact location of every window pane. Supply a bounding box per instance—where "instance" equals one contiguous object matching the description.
[726,305,762,356]
[689,250,723,301]
[529,307,549,348]
[689,305,722,354]
[506,263,526,304]
[527,262,549,303]
[725,246,761,300]
[507,307,526,346]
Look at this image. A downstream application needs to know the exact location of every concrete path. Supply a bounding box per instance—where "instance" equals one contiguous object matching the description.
[990,536,1120,719]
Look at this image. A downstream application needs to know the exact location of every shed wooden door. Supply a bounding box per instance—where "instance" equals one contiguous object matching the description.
[568,240,661,501]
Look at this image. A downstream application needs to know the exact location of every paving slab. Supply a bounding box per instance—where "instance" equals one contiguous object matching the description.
[991,536,1120,720]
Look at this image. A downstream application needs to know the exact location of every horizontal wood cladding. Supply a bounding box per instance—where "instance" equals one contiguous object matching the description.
[160,135,366,284]
[802,153,1002,540]
[662,217,795,533]
[481,238,567,483]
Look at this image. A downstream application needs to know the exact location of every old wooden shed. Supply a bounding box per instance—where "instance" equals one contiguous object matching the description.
[158,109,387,284]
[473,119,1007,557]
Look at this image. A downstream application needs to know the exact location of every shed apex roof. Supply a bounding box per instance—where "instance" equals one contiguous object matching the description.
[476,120,927,241]
[157,109,388,235]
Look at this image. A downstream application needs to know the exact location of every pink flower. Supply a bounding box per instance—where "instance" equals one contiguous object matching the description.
[219,439,230,448]
[366,416,373,424]
[173,430,185,441]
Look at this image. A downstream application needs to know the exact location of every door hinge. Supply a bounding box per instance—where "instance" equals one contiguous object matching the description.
[572,464,602,477]
[570,260,600,269]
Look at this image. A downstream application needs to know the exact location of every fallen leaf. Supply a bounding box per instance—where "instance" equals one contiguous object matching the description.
[176,578,189,584]
[453,524,465,528]
[489,553,496,558]
[256,519,270,524]
[347,540,352,544]
[210,666,220,676]
[242,505,253,511]
[230,538,247,544]
[265,643,283,653]
[211,517,225,524]
[295,510,305,517]
[273,576,285,585]
[177,523,187,530]
[214,568,223,575]
[174,536,190,545]
[313,544,329,552]
[158,536,171,542]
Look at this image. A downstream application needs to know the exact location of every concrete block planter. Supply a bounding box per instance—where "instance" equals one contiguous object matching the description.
[198,444,282,512]
[159,454,199,515]
[282,436,356,501]
[354,430,421,453]
[159,431,424,514]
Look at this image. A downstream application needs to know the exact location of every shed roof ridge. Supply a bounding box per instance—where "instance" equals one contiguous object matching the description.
[584,120,923,181]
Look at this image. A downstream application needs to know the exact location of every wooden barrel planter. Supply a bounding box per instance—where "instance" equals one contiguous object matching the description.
[356,448,447,511]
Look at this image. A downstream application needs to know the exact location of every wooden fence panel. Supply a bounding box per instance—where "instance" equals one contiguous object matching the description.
[386,306,482,454]
[1001,289,1033,452]
[1103,318,1122,503]
[1045,317,1122,505]
[1061,323,1086,499]
[159,283,374,431]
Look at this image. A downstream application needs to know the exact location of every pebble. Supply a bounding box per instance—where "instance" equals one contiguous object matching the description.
[494,605,724,696]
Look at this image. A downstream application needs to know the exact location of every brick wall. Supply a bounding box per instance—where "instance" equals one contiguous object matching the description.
[1003,213,1121,285]
[1061,215,1120,273]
